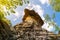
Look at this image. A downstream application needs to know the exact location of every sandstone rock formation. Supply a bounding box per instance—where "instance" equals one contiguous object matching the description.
[14,9,44,31]
[23,9,44,27]
[14,9,60,40]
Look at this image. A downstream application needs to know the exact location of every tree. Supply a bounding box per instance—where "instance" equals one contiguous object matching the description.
[0,1,29,39]
[0,0,29,25]
[50,0,60,12]
[44,13,60,33]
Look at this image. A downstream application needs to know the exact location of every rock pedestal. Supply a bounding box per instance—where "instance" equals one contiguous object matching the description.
[14,9,60,40]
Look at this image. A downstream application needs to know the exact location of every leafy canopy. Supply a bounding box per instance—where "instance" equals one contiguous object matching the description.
[50,0,60,12]
[44,13,60,33]
[0,0,29,25]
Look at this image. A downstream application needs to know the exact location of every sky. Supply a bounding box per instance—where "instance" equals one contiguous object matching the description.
[6,0,60,34]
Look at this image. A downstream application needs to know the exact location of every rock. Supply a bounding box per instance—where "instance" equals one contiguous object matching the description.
[14,9,60,40]
[23,9,44,27]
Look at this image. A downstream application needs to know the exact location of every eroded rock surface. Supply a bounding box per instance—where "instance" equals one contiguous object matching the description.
[14,9,60,40]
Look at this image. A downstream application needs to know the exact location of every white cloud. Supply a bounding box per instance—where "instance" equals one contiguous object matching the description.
[13,10,24,21]
[13,18,17,21]
[42,22,55,32]
[39,0,49,5]
[12,11,20,21]
[14,12,20,18]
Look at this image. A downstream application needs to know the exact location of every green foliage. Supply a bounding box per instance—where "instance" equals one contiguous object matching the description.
[0,0,29,16]
[44,13,60,32]
[0,12,4,20]
[52,13,55,19]
[55,25,60,31]
[44,14,51,22]
[0,0,29,25]
[50,0,60,12]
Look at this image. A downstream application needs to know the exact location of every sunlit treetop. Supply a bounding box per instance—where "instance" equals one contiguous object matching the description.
[0,0,29,9]
[0,0,29,20]
[0,0,29,25]
[50,0,60,12]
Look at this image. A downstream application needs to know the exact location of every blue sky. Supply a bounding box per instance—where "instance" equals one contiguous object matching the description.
[6,0,60,33]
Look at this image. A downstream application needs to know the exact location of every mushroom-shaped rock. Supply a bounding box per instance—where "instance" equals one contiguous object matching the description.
[22,9,44,27]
